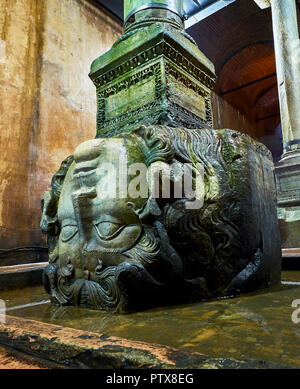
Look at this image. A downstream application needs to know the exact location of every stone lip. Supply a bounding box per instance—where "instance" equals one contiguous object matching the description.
[0,263,46,291]
[0,315,292,369]
[276,152,300,168]
[282,249,300,270]
[0,262,48,273]
[89,22,215,81]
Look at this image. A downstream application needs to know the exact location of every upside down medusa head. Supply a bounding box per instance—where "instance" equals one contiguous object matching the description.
[41,125,281,313]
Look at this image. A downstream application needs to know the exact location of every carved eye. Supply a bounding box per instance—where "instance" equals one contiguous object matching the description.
[94,221,125,240]
[61,225,78,242]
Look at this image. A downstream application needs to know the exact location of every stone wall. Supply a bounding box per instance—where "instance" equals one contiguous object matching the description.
[212,92,258,139]
[0,0,122,261]
[212,92,282,161]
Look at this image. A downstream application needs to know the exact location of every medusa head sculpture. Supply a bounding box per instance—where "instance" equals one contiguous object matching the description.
[40,125,281,313]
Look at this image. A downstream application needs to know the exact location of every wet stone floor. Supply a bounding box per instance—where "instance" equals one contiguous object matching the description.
[1,271,300,368]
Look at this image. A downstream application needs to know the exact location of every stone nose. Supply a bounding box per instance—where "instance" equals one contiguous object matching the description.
[83,268,90,280]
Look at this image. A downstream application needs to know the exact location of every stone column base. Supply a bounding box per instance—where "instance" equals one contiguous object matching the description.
[278,210,300,248]
[275,151,300,250]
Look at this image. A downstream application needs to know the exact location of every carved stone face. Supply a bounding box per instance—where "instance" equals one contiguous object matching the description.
[41,126,281,313]
[57,138,148,283]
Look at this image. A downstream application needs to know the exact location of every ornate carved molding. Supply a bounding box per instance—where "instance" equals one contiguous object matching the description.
[96,62,162,136]
[92,41,215,91]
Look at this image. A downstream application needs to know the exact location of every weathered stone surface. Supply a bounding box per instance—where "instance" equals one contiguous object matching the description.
[89,22,215,137]
[0,344,64,369]
[0,315,288,369]
[41,125,281,313]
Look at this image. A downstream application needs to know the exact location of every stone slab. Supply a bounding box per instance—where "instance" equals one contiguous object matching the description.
[0,344,65,369]
[0,315,290,369]
[0,263,47,291]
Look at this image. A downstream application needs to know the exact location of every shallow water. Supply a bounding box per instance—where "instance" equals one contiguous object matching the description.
[1,271,300,368]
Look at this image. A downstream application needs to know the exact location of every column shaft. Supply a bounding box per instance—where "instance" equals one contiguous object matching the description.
[270,0,300,150]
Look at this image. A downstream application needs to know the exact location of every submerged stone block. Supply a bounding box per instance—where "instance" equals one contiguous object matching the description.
[41,125,281,313]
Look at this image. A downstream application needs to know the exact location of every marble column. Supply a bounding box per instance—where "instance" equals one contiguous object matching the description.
[270,0,300,152]
[256,0,300,248]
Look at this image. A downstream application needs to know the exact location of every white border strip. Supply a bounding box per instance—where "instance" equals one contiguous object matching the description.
[0,299,50,313]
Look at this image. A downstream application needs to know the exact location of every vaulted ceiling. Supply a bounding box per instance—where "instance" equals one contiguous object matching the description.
[188,1,280,145]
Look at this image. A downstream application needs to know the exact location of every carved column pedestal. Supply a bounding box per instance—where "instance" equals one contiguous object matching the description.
[276,152,300,250]
[89,3,215,137]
